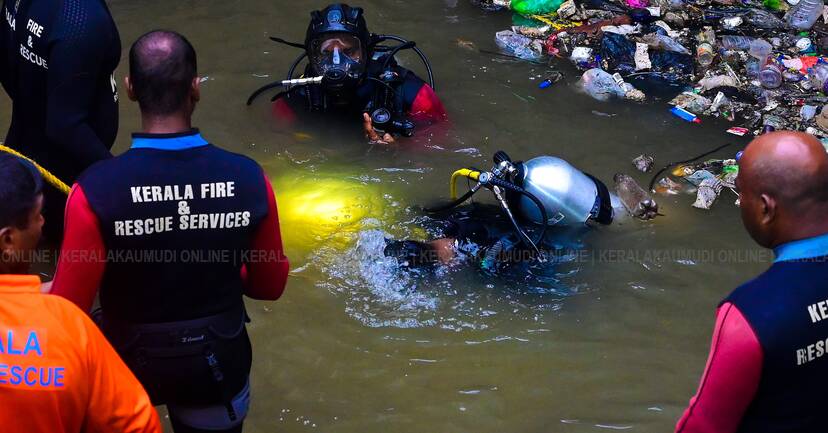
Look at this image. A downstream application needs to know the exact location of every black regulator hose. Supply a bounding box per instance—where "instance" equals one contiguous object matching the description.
[424,184,481,213]
[487,176,549,248]
[373,34,435,90]
[246,42,308,106]
[381,41,417,71]
[269,37,305,49]
[246,81,285,106]
[286,52,308,81]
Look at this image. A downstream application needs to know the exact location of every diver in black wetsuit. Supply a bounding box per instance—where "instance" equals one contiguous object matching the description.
[249,3,446,145]
[1,0,120,240]
[385,155,660,272]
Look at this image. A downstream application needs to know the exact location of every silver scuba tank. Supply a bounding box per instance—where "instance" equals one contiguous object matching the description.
[515,156,599,226]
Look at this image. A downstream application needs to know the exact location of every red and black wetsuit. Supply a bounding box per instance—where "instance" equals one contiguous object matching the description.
[273,57,445,126]
[1,0,120,239]
[676,233,828,433]
[51,129,289,431]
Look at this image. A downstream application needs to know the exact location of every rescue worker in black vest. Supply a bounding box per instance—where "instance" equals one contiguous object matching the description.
[1,0,121,241]
[50,30,290,433]
[260,3,446,145]
[676,131,828,433]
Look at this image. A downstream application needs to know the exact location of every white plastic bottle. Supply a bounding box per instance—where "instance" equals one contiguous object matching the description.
[787,0,824,30]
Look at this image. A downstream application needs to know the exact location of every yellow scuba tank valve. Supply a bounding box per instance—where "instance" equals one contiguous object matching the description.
[450,168,481,200]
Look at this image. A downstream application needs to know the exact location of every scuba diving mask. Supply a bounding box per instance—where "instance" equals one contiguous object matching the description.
[308,33,365,90]
[305,4,371,92]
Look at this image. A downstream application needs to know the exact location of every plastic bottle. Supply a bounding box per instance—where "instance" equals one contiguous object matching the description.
[748,38,773,61]
[786,0,824,30]
[744,8,787,29]
[808,61,828,92]
[759,62,783,88]
[696,28,716,67]
[721,35,754,50]
[511,0,566,14]
[745,58,761,78]
[697,43,714,67]
[494,30,543,60]
[643,33,690,54]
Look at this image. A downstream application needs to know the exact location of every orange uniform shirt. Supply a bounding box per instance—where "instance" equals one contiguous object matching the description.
[0,275,161,433]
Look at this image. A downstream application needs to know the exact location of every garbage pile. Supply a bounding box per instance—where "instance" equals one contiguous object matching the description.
[474,0,828,136]
[644,153,740,209]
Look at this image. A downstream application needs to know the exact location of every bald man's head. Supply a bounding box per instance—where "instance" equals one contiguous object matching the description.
[737,131,828,248]
[128,30,198,116]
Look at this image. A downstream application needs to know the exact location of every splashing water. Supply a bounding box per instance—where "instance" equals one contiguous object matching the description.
[311,217,587,329]
[316,228,441,328]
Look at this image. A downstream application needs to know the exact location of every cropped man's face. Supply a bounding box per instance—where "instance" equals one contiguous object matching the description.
[1,194,44,272]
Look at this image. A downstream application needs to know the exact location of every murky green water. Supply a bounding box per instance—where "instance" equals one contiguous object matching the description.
[1,0,775,431]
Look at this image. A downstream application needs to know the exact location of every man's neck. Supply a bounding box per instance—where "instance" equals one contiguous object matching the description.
[140,114,192,135]
[773,214,828,248]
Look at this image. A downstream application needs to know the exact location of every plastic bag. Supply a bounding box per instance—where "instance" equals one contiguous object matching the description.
[494,30,544,60]
[511,0,566,14]
[601,33,693,75]
[579,68,626,101]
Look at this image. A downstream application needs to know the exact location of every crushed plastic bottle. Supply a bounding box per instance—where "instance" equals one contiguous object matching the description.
[743,8,787,29]
[786,0,824,30]
[642,33,690,54]
[698,75,739,91]
[495,30,544,60]
[748,38,773,61]
[721,35,754,51]
[579,68,626,101]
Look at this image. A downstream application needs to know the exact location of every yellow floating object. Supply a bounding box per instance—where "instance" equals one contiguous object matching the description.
[0,144,71,195]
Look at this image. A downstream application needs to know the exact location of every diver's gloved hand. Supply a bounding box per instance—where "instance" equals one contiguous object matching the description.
[384,239,436,267]
[363,113,395,145]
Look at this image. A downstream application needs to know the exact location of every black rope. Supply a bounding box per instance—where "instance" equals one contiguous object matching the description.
[648,142,735,191]
[269,37,306,49]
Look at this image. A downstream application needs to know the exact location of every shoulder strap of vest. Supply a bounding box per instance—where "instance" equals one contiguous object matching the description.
[584,173,613,225]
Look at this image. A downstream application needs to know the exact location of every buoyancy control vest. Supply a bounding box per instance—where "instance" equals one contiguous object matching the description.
[77,130,270,324]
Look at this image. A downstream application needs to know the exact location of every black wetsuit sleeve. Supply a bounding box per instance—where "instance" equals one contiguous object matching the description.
[0,0,7,90]
[45,9,114,167]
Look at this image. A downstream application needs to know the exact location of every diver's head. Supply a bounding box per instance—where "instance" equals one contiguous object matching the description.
[305,4,370,95]
[0,154,44,275]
